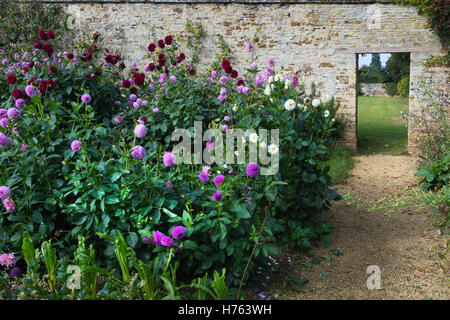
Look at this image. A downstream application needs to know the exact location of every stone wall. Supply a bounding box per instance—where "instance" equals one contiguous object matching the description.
[38,0,449,153]
[360,83,388,96]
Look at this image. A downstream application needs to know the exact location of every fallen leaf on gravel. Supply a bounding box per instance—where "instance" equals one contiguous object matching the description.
[413,270,422,277]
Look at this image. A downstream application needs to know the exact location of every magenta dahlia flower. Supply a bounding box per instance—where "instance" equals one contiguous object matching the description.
[0,186,11,199]
[214,174,225,188]
[153,231,164,246]
[7,108,20,120]
[71,140,83,152]
[160,236,174,247]
[0,253,15,267]
[15,99,25,109]
[0,118,8,129]
[163,152,176,167]
[134,124,147,138]
[172,226,186,240]
[3,199,15,211]
[246,163,259,178]
[131,145,146,160]
[199,171,209,183]
[212,191,223,202]
[81,93,91,104]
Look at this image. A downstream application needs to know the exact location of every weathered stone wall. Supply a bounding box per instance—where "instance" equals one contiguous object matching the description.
[38,0,449,153]
[360,83,388,96]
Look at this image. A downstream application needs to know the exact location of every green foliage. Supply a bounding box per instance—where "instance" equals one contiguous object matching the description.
[424,53,450,68]
[415,147,450,191]
[383,82,398,96]
[0,0,66,56]
[404,81,449,191]
[397,77,410,98]
[370,53,383,72]
[384,53,410,84]
[343,185,449,233]
[0,30,341,288]
[0,233,230,300]
[41,240,59,291]
[324,145,355,184]
[184,19,207,65]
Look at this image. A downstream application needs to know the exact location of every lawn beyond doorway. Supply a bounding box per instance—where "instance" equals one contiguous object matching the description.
[357,96,409,155]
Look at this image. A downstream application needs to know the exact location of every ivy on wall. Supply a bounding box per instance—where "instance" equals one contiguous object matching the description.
[0,0,67,54]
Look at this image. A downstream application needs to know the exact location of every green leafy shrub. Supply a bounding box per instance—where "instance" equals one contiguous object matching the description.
[404,81,449,191]
[0,30,340,287]
[0,0,66,58]
[0,231,230,300]
[383,82,398,97]
[397,77,410,98]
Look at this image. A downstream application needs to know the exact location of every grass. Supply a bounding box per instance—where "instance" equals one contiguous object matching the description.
[357,96,409,155]
[326,144,355,184]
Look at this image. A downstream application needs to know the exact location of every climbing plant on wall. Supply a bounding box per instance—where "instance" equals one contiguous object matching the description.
[0,0,67,55]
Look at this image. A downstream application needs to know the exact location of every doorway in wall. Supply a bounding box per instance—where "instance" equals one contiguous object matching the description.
[356,52,410,155]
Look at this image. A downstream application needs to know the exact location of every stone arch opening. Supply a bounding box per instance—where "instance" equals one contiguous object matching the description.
[356,52,411,155]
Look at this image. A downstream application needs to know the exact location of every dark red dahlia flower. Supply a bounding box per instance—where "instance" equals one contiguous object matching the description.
[42,43,54,55]
[12,88,25,99]
[47,30,55,40]
[148,43,156,52]
[157,39,165,48]
[224,65,233,74]
[222,59,230,69]
[122,79,131,88]
[189,68,196,76]
[49,66,57,73]
[105,54,117,65]
[34,42,43,49]
[130,86,137,94]
[164,35,173,45]
[231,70,238,78]
[6,74,16,85]
[140,117,148,124]
[39,81,48,93]
[133,73,145,86]
[46,79,56,90]
[67,52,74,59]
[148,63,155,71]
[38,29,48,41]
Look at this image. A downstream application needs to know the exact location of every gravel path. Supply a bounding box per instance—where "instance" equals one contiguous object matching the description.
[272,155,449,300]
